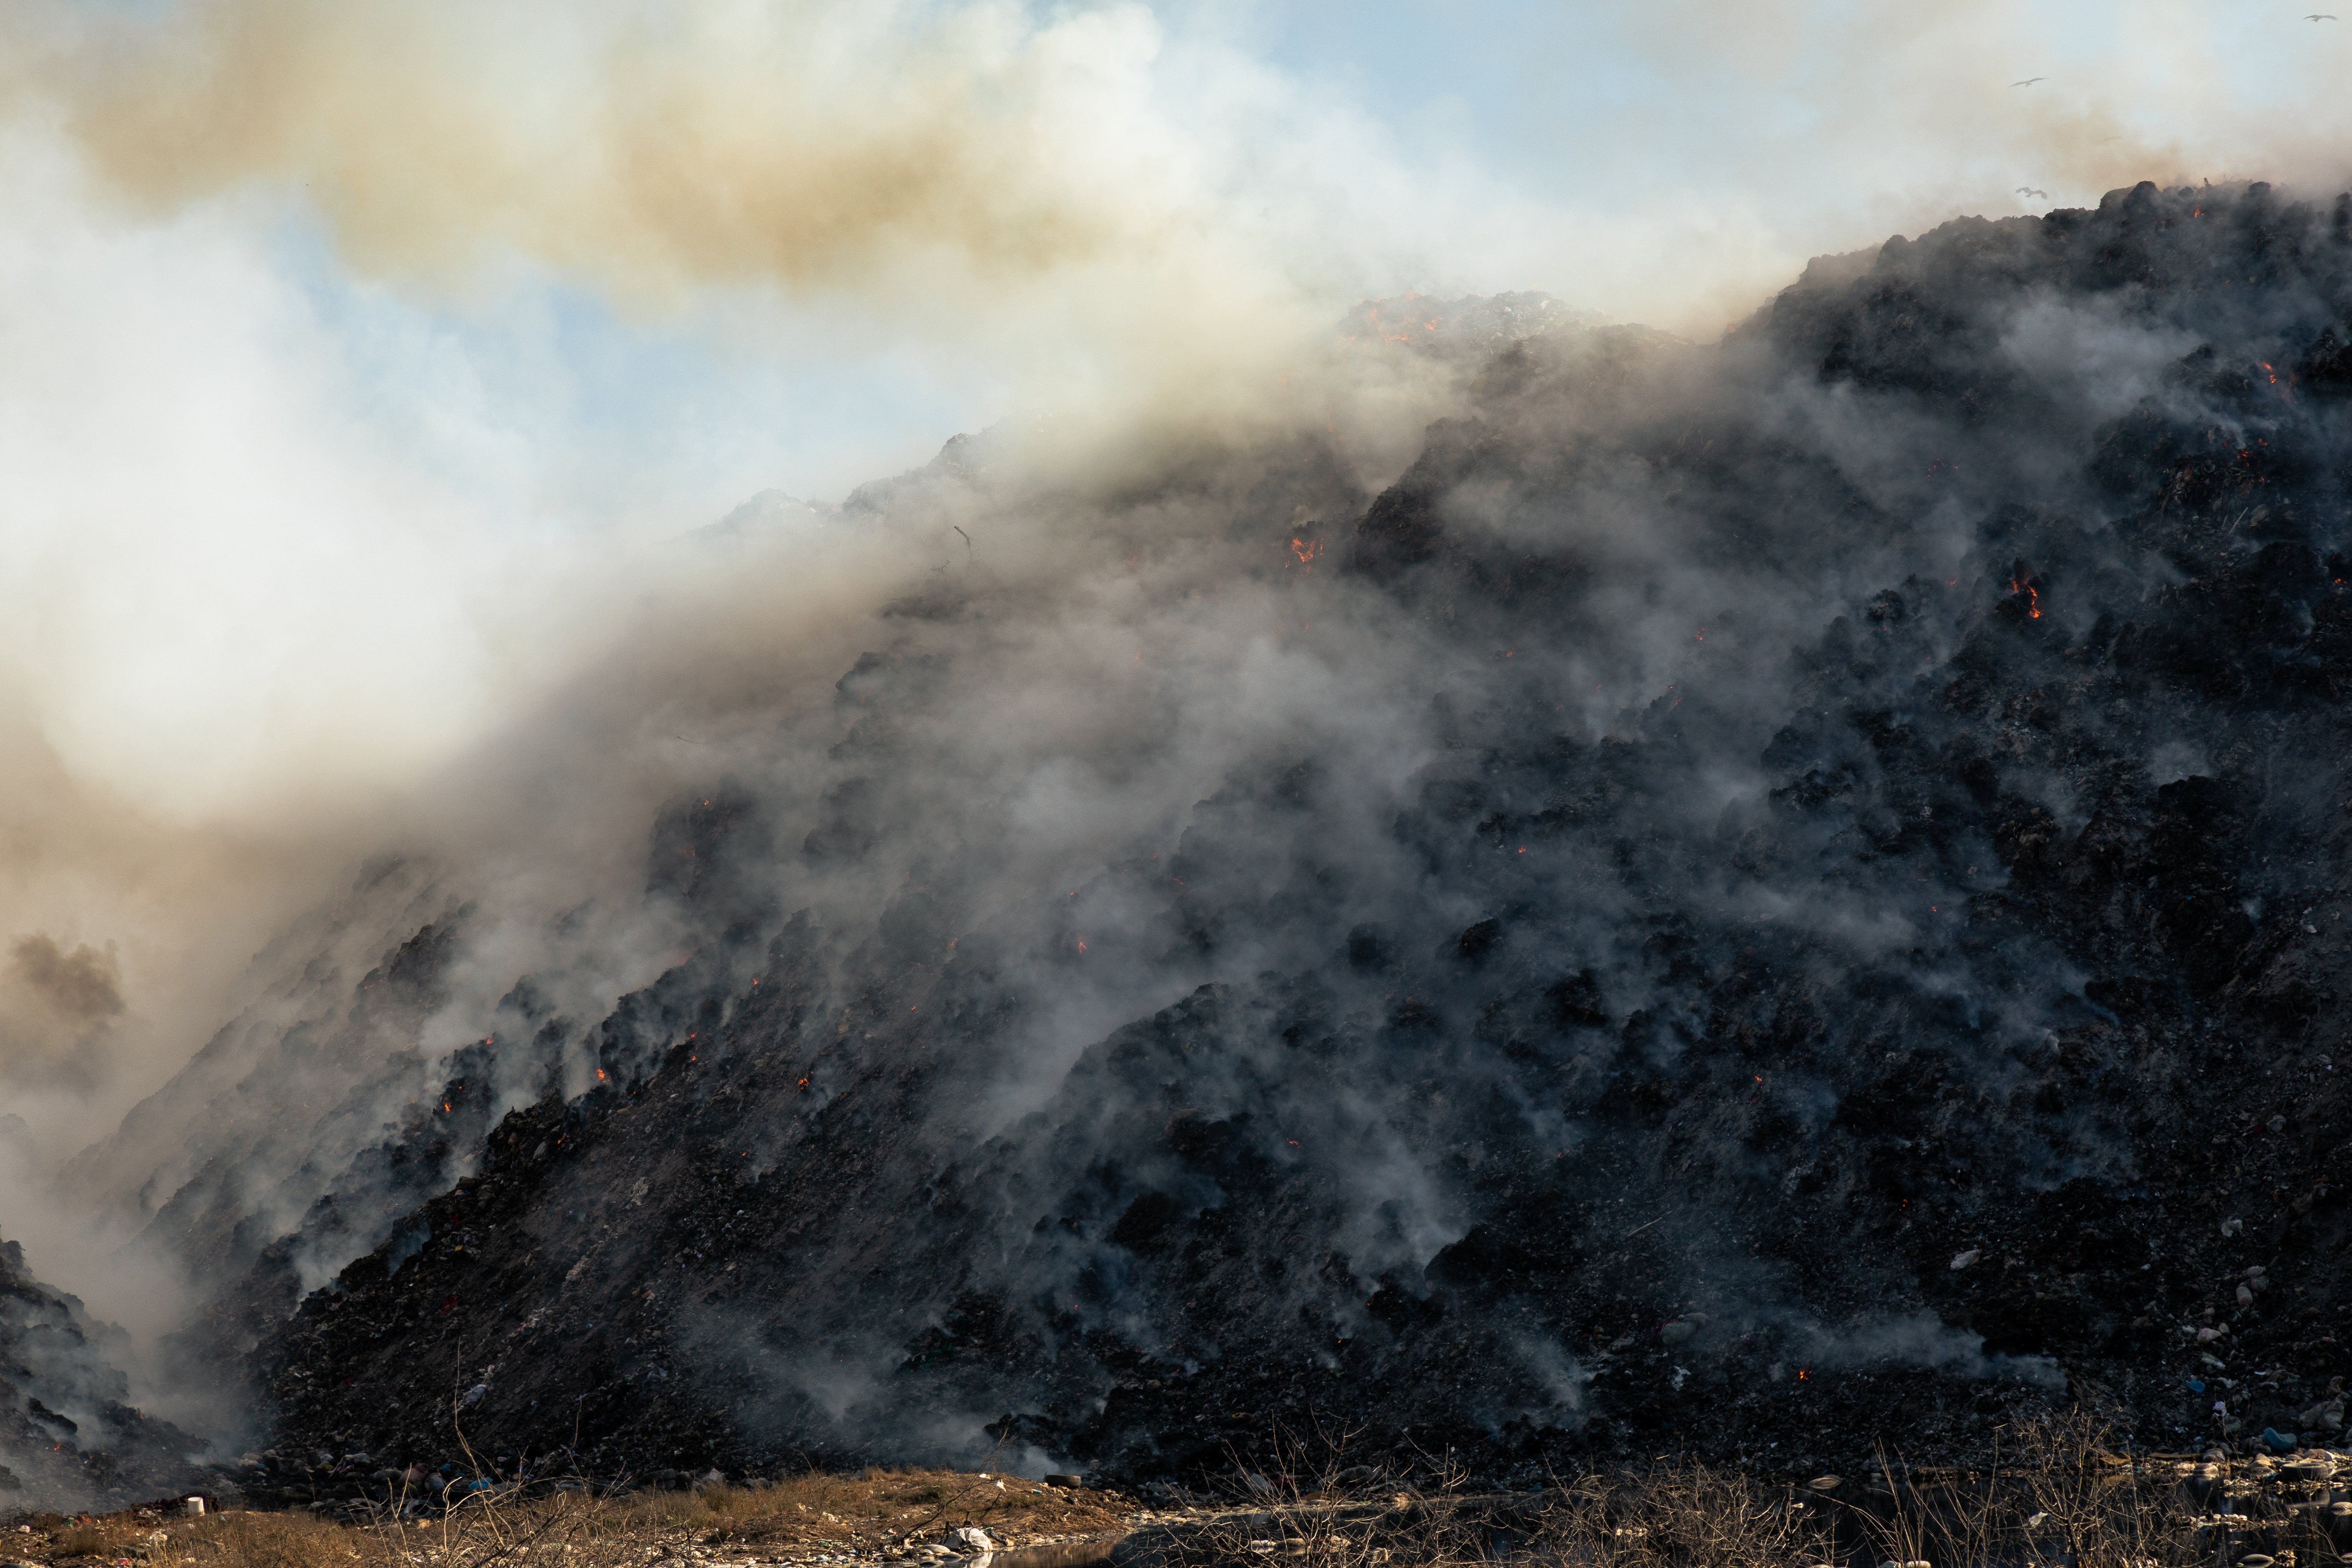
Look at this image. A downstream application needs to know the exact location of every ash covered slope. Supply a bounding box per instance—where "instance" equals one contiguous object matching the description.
[142,182,2352,1494]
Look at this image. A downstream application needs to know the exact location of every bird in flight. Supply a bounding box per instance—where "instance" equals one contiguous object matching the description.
[2307,12,2337,19]
[2010,76,2046,86]
[2017,187,2051,199]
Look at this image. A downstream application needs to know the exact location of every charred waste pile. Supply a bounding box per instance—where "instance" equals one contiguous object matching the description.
[14,178,2352,1510]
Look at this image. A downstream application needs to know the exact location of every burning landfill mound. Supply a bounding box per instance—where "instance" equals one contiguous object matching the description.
[9,177,2352,1517]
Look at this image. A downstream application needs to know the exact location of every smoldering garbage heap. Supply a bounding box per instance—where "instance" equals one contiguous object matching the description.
[22,177,2352,1513]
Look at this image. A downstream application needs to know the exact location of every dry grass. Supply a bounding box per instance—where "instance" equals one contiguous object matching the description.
[14,1419,2351,1568]
[1157,1413,2352,1568]
[617,1466,1129,1552]
[178,1511,363,1568]
[1535,1463,1835,1568]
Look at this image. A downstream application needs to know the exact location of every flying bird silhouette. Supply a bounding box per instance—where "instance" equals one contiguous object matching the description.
[2307,13,2337,19]
[2010,76,2046,86]
[2017,187,2051,199]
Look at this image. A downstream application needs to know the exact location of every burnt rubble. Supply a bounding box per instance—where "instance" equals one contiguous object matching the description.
[36,179,2352,1507]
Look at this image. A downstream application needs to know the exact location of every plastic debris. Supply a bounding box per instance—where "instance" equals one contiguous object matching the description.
[2262,1428,2299,1453]
[1950,1249,1981,1270]
[952,1527,996,1552]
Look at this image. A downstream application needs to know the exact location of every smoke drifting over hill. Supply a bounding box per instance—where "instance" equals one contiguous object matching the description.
[10,167,2352,1511]
[9,0,2352,1520]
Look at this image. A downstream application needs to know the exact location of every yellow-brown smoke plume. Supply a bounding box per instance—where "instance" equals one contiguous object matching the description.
[61,0,1181,302]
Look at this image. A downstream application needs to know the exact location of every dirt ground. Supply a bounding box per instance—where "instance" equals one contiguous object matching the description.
[12,1441,2352,1568]
[1,1468,1164,1568]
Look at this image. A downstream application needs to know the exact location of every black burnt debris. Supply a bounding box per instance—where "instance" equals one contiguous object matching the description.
[25,179,2352,1509]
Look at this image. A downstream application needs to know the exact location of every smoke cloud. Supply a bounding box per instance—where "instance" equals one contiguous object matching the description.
[65,0,1166,291]
[0,934,124,1091]
[31,0,1385,454]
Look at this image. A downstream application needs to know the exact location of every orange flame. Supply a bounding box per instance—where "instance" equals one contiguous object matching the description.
[1290,538,1323,567]
[2009,577,2041,618]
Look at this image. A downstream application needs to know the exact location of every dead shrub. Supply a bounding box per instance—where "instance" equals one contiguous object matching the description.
[49,1527,110,1558]
[180,1511,353,1568]
[1536,1463,1833,1568]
